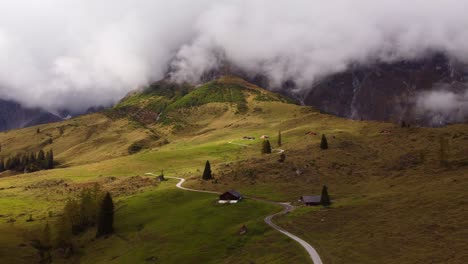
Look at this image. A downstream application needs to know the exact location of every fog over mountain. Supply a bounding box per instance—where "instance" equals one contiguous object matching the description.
[1,0,468,114]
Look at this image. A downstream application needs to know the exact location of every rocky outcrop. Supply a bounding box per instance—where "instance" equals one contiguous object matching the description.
[302,54,468,126]
[0,99,62,131]
[187,54,468,126]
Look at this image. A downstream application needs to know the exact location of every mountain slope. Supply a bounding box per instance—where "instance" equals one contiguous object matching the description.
[303,54,468,126]
[189,54,468,126]
[0,77,466,264]
[0,99,62,131]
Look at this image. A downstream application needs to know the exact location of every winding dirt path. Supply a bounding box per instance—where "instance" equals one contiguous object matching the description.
[145,173,323,264]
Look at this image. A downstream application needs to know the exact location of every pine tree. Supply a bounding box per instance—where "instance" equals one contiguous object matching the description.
[55,214,73,248]
[80,189,96,228]
[5,158,11,170]
[320,185,331,206]
[202,160,213,180]
[320,134,329,150]
[46,150,54,169]
[56,199,78,247]
[38,150,45,161]
[63,199,81,234]
[96,192,114,237]
[262,140,272,154]
[42,222,52,249]
[30,152,36,163]
[277,131,282,147]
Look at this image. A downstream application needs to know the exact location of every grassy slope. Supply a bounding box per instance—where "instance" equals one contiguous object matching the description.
[0,76,466,263]
[76,180,309,264]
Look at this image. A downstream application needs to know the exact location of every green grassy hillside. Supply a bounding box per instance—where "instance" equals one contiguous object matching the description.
[0,76,466,264]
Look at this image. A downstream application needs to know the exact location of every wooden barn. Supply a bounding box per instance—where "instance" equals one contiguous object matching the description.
[219,190,243,204]
[300,195,321,206]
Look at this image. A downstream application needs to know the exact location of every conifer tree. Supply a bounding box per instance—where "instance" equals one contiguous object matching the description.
[202,160,213,180]
[56,213,73,248]
[5,158,11,170]
[38,150,45,161]
[80,189,96,228]
[46,150,54,169]
[96,192,114,237]
[320,185,331,206]
[262,140,272,154]
[42,222,52,249]
[30,152,36,163]
[56,198,83,250]
[320,134,329,150]
[63,199,81,234]
[277,131,282,147]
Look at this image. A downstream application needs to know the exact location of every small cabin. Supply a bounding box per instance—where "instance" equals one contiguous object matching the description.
[219,190,243,204]
[260,135,270,139]
[300,195,321,206]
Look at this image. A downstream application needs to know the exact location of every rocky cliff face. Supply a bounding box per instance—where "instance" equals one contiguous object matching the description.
[0,99,62,131]
[302,55,468,126]
[188,54,468,126]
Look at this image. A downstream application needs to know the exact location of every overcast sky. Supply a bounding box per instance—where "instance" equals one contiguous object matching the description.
[0,0,468,112]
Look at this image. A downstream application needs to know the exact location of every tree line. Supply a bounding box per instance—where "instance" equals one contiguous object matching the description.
[35,185,114,261]
[0,149,54,173]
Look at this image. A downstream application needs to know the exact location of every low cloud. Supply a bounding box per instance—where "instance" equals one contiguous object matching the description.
[415,89,468,125]
[1,0,468,112]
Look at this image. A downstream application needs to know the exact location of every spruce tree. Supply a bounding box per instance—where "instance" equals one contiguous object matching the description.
[320,134,329,150]
[46,150,54,169]
[56,213,73,248]
[63,199,81,235]
[96,192,114,237]
[38,150,45,161]
[5,158,11,170]
[277,131,282,147]
[42,223,51,249]
[202,160,213,180]
[320,185,331,206]
[262,140,272,154]
[80,189,96,228]
[30,152,36,163]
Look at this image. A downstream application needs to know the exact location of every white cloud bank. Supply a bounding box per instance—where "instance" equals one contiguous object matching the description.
[0,0,468,111]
